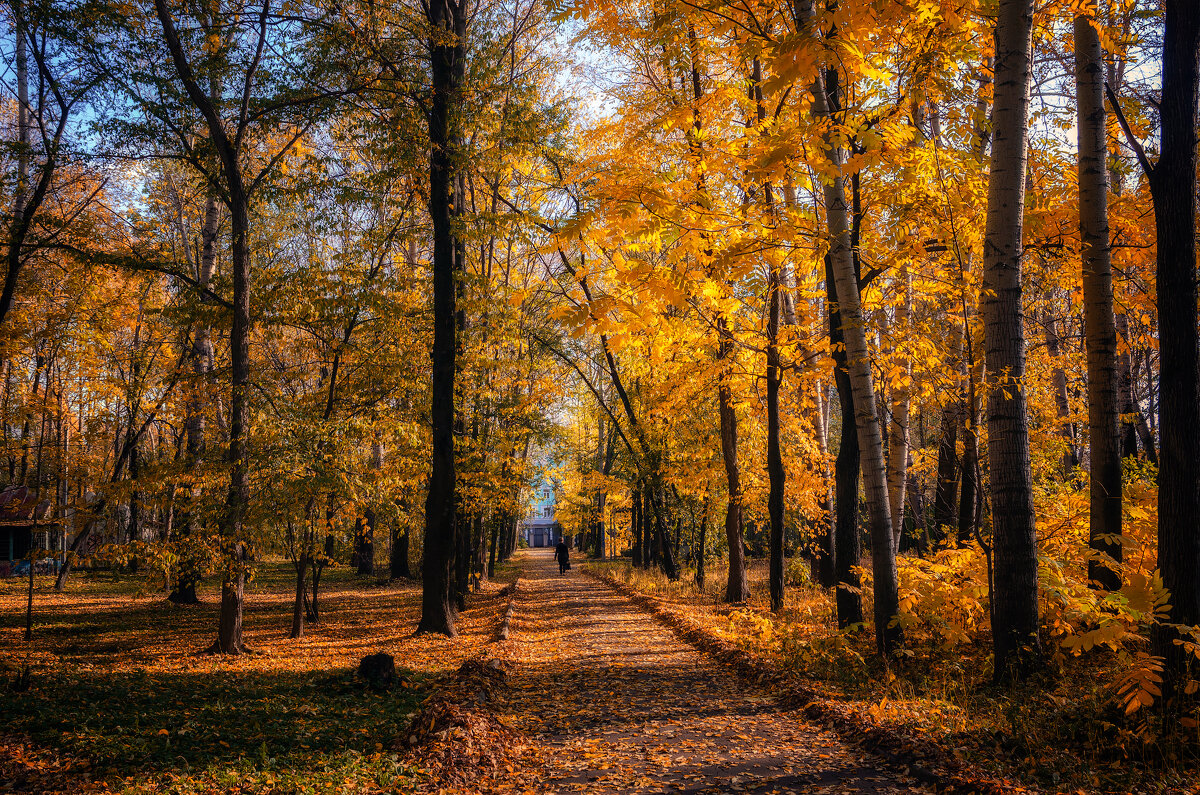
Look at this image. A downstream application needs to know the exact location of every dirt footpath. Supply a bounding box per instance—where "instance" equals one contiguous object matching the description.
[498,549,927,794]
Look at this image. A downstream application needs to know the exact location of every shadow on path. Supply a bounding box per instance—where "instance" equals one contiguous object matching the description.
[499,549,925,794]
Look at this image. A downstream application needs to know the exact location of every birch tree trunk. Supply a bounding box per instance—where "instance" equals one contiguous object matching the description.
[1074,4,1122,591]
[887,264,911,554]
[982,0,1041,681]
[801,1,901,654]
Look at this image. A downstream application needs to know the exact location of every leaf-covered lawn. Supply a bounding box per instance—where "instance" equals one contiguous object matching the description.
[0,562,512,794]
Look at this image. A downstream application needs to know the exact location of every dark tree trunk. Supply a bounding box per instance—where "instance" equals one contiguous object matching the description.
[1044,317,1079,473]
[127,439,141,569]
[356,511,375,576]
[471,512,484,589]
[957,330,983,547]
[827,259,864,628]
[390,526,411,580]
[957,433,980,547]
[1075,3,1122,591]
[309,531,336,624]
[289,550,308,639]
[488,512,499,577]
[211,188,251,654]
[813,385,837,586]
[2,0,29,329]
[153,0,252,655]
[649,484,678,579]
[983,0,1042,681]
[933,402,960,537]
[417,0,468,638]
[750,59,786,614]
[170,194,219,606]
[1151,0,1200,677]
[642,486,655,568]
[1115,312,1143,460]
[631,485,643,567]
[718,318,749,602]
[1,1,69,330]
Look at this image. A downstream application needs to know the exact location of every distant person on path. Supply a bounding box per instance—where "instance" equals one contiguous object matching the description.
[554,539,570,575]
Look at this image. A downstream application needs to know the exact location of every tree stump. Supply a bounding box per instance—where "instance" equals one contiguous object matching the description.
[357,652,397,690]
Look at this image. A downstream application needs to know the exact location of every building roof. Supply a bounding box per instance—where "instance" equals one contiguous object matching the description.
[0,486,54,527]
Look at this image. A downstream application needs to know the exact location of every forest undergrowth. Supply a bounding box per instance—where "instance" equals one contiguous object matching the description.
[0,562,515,794]
[587,476,1200,795]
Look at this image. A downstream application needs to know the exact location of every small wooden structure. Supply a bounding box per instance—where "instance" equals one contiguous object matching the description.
[0,485,58,575]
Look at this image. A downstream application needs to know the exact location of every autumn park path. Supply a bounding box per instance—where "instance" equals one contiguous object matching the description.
[499,549,926,794]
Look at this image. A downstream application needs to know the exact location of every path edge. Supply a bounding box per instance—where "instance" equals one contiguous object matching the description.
[587,569,1025,795]
[494,578,519,642]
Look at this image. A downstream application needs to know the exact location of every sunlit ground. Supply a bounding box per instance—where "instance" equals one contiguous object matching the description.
[0,560,512,794]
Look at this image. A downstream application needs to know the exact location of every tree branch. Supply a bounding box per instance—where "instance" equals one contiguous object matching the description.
[1105,81,1154,178]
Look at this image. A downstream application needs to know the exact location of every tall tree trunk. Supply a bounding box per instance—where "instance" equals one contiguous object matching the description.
[957,380,982,547]
[806,33,896,646]
[1114,313,1143,460]
[654,484,678,578]
[983,0,1041,681]
[821,184,901,653]
[210,186,250,654]
[813,383,836,586]
[828,262,864,628]
[1,0,30,328]
[933,402,960,537]
[170,194,219,605]
[471,512,484,589]
[1151,0,1200,679]
[887,265,912,554]
[631,484,643,567]
[418,0,468,637]
[390,524,411,580]
[595,491,607,559]
[356,439,383,576]
[289,546,308,639]
[798,6,899,650]
[643,487,654,568]
[718,317,748,602]
[751,60,786,614]
[1075,4,1122,591]
[1044,316,1079,473]
[487,512,499,577]
[153,0,252,655]
[955,67,991,551]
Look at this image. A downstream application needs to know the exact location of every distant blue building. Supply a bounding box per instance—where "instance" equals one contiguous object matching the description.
[521,475,562,548]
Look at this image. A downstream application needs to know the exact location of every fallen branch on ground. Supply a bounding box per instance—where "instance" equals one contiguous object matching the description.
[494,579,519,641]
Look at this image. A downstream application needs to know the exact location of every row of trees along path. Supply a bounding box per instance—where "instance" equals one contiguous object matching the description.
[496,549,923,794]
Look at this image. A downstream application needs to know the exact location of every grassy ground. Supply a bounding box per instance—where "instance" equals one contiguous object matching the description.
[587,557,1200,795]
[0,560,515,794]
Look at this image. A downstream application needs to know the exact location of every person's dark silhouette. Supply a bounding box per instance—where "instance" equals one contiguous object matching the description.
[553,540,570,575]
